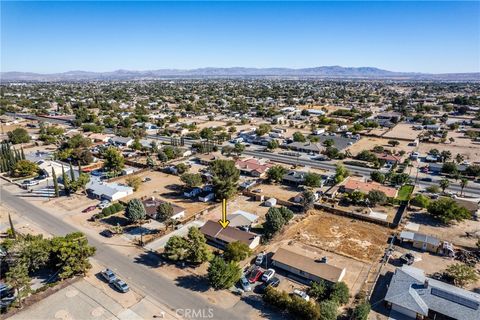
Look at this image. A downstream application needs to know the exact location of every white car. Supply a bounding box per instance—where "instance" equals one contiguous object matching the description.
[255,252,265,266]
[22,180,39,187]
[293,289,310,301]
[98,200,110,209]
[261,268,275,282]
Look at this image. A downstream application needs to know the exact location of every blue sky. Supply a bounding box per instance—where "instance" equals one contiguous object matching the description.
[1,1,479,73]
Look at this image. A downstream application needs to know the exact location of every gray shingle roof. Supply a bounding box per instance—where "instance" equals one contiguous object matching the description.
[385,266,480,320]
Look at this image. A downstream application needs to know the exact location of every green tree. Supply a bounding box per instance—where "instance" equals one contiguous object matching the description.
[52,168,59,197]
[289,295,321,320]
[126,176,142,191]
[9,234,51,272]
[308,280,328,300]
[157,202,174,222]
[442,162,458,175]
[278,206,294,222]
[5,263,31,308]
[263,207,286,239]
[302,190,316,212]
[224,241,252,262]
[200,127,215,141]
[370,171,386,184]
[207,256,242,290]
[330,281,350,305]
[209,160,240,200]
[8,128,30,144]
[50,232,96,279]
[175,163,189,175]
[267,139,279,150]
[293,131,306,142]
[267,165,287,183]
[367,190,387,206]
[387,140,400,147]
[460,178,469,196]
[410,194,430,208]
[347,190,365,205]
[256,123,272,136]
[444,263,478,287]
[125,199,146,223]
[233,143,245,155]
[304,172,322,188]
[186,227,212,263]
[427,197,471,224]
[353,302,371,320]
[334,163,349,184]
[157,151,168,163]
[103,147,125,174]
[164,236,189,261]
[263,286,292,310]
[319,300,338,320]
[180,173,203,188]
[426,185,440,194]
[12,160,38,177]
[439,178,450,193]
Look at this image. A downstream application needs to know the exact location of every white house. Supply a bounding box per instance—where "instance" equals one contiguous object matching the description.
[86,180,133,201]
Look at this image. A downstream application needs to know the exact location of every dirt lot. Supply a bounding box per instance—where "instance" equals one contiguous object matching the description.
[254,183,303,203]
[118,170,212,218]
[347,136,415,156]
[406,210,480,248]
[419,137,480,162]
[383,123,420,141]
[279,211,392,263]
[202,194,270,224]
[0,202,50,237]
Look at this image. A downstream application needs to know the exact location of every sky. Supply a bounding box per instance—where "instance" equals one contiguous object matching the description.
[1,1,479,74]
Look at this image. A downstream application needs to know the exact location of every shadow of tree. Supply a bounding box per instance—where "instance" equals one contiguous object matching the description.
[133,251,164,268]
[238,294,285,320]
[174,274,210,292]
[408,211,444,227]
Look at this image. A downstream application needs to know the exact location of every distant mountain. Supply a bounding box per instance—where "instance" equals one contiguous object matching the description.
[1,66,479,81]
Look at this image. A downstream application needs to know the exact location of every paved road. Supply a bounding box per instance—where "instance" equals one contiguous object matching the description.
[1,184,243,320]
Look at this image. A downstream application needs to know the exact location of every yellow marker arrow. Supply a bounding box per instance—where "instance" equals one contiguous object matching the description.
[218,199,230,229]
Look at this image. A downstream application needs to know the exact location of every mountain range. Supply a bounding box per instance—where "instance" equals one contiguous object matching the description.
[1,66,479,81]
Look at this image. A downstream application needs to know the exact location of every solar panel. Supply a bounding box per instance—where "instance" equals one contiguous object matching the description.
[431,287,480,310]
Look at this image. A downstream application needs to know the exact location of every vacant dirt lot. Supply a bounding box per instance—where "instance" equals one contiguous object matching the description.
[255,183,302,203]
[347,136,415,155]
[202,194,270,224]
[279,211,392,263]
[119,170,212,218]
[418,139,480,162]
[383,123,420,141]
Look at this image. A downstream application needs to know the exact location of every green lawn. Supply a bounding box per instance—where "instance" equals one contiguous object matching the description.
[397,184,414,201]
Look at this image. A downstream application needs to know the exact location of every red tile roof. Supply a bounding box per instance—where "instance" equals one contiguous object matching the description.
[343,178,398,198]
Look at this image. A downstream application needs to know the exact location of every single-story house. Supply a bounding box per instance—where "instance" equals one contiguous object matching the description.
[109,136,134,147]
[86,180,134,201]
[142,197,186,220]
[342,177,398,198]
[227,210,258,228]
[200,220,261,249]
[399,231,441,253]
[282,170,307,186]
[271,247,346,284]
[384,266,480,320]
[235,158,273,177]
[375,153,402,165]
[286,141,324,154]
[88,133,114,143]
[428,163,468,174]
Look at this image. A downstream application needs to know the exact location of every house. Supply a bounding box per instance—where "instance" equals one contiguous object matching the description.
[384,266,480,320]
[200,220,261,249]
[227,210,258,228]
[453,197,480,216]
[282,170,307,186]
[109,136,134,147]
[286,141,324,154]
[376,112,401,123]
[399,231,454,257]
[235,158,273,177]
[342,177,398,198]
[271,247,346,284]
[306,109,326,116]
[86,180,134,201]
[428,163,468,174]
[88,133,114,143]
[375,153,402,165]
[142,197,186,220]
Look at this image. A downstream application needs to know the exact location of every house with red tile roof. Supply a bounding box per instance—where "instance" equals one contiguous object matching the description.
[235,157,274,177]
[342,177,398,198]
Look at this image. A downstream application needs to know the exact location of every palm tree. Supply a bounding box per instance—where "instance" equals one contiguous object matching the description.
[439,178,450,193]
[460,178,468,196]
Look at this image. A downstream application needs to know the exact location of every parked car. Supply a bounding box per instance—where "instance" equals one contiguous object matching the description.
[420,177,433,182]
[267,277,281,288]
[400,253,415,266]
[98,200,110,209]
[261,268,275,282]
[100,269,117,283]
[239,276,252,292]
[255,252,265,266]
[82,205,97,213]
[248,268,263,283]
[292,289,310,301]
[22,180,39,187]
[100,229,114,238]
[112,279,130,293]
[142,177,151,182]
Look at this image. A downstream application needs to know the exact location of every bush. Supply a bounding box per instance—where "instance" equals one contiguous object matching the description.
[352,302,371,320]
[100,203,124,217]
[329,281,350,305]
[427,197,471,224]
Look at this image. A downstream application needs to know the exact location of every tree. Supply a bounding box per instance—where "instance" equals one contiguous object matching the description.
[175,163,189,175]
[323,138,334,148]
[200,127,215,141]
[266,165,287,183]
[146,155,156,167]
[347,190,365,205]
[388,140,400,147]
[441,150,452,163]
[126,176,142,191]
[442,162,458,175]
[263,207,286,239]
[410,194,430,208]
[426,185,440,194]
[319,300,338,320]
[302,190,316,212]
[367,190,387,206]
[50,232,96,279]
[330,281,350,305]
[12,160,38,177]
[207,256,242,290]
[460,178,469,196]
[180,173,203,188]
[209,160,240,200]
[308,280,328,300]
[256,124,271,136]
[444,263,478,287]
[278,206,294,222]
[334,163,349,184]
[164,236,189,261]
[465,165,480,177]
[157,151,168,163]
[292,131,306,142]
[304,172,322,188]
[164,227,212,263]
[370,171,386,184]
[8,128,30,144]
[427,197,471,224]
[267,139,279,150]
[157,202,174,222]
[103,147,125,174]
[9,234,51,272]
[263,286,292,310]
[233,143,245,155]
[224,241,252,262]
[439,178,450,193]
[352,302,371,320]
[125,199,146,223]
[390,173,410,186]
[290,295,321,320]
[5,263,31,308]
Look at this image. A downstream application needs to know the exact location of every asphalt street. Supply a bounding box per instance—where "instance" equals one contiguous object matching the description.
[1,183,243,320]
